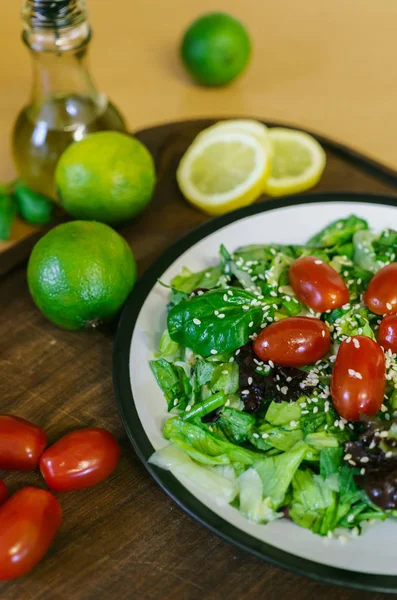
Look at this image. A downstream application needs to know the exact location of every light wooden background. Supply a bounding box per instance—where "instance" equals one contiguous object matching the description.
[1,0,397,184]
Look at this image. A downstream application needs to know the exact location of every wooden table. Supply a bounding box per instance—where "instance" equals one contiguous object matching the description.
[1,2,397,599]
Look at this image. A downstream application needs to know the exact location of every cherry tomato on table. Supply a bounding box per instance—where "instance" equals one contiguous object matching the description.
[40,428,121,492]
[253,316,331,367]
[364,263,397,315]
[289,256,349,312]
[378,314,397,353]
[0,481,8,506]
[0,415,47,470]
[0,487,62,581]
[331,335,386,421]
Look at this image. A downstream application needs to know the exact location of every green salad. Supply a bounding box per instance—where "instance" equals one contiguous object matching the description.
[149,215,397,537]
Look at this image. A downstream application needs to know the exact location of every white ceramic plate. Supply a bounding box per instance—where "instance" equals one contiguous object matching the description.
[113,193,397,593]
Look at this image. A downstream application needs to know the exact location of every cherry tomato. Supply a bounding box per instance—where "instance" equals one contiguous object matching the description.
[289,256,349,312]
[40,428,121,492]
[331,335,386,421]
[0,487,62,581]
[364,263,397,315]
[377,314,397,353]
[253,316,331,366]
[0,481,8,507]
[0,415,47,470]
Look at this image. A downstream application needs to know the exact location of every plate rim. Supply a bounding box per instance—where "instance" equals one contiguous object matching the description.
[113,191,397,593]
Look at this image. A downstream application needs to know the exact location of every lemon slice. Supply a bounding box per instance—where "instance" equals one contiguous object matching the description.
[195,119,272,157]
[265,128,326,197]
[177,132,270,215]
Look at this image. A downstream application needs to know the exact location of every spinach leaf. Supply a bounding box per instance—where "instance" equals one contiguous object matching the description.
[168,287,264,356]
[308,215,368,248]
[171,265,223,294]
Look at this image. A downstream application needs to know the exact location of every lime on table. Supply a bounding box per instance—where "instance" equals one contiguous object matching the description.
[28,221,136,330]
[55,132,156,225]
[265,128,326,196]
[177,130,269,215]
[181,13,251,86]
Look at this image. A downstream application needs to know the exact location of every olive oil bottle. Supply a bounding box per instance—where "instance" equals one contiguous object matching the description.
[13,0,127,199]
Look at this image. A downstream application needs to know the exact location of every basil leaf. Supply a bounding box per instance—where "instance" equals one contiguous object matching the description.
[167,287,263,357]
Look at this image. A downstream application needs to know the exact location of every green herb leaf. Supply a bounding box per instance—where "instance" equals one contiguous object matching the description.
[168,287,263,356]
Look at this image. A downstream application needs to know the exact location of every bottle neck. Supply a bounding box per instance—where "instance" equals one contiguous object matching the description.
[22,2,106,122]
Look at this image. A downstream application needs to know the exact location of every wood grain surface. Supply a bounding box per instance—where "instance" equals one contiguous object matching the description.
[0,119,397,599]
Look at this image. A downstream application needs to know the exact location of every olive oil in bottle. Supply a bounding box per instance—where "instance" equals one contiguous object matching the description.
[13,0,127,199]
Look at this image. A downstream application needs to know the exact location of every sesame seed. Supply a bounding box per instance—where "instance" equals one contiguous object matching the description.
[348,423,354,430]
[289,420,297,427]
[241,389,249,395]
[387,303,393,311]
[229,357,234,363]
[348,460,356,466]
[222,370,229,375]
[347,515,354,523]
[253,433,259,439]
[193,318,201,325]
[217,313,225,319]
[322,330,326,337]
[270,291,277,297]
[314,259,322,265]
[360,457,369,463]
[343,271,349,277]
[248,377,253,385]
[235,349,241,355]
[381,404,388,413]
[360,468,366,475]
[223,294,228,302]
[249,321,254,327]
[261,433,269,439]
[205,272,211,277]
[268,360,275,368]
[334,420,340,427]
[313,406,319,413]
[185,405,191,412]
[210,349,218,355]
[386,451,393,458]
[196,290,204,296]
[301,410,309,414]
[228,290,233,296]
[346,337,351,344]
[242,305,249,311]
[357,279,362,285]
[173,399,178,406]
[352,338,360,349]
[260,323,267,328]
[344,454,352,461]
[339,422,345,430]
[281,386,288,395]
[380,430,389,438]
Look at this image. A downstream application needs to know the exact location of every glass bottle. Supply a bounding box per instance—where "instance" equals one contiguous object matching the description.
[12,0,127,199]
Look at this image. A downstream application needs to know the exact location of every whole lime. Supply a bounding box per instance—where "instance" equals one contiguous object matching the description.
[55,132,156,225]
[27,221,136,330]
[180,13,251,87]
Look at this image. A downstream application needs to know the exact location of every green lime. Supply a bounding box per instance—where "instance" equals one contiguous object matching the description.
[55,132,156,225]
[27,221,137,330]
[181,13,251,87]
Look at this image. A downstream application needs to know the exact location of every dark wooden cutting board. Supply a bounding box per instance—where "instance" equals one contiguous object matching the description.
[1,119,397,600]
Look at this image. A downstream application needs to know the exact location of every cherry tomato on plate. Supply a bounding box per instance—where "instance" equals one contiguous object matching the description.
[364,263,397,315]
[331,335,386,421]
[0,481,8,507]
[378,314,397,353]
[289,256,349,312]
[40,428,121,492]
[0,487,62,581]
[0,415,47,470]
[253,316,331,367]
